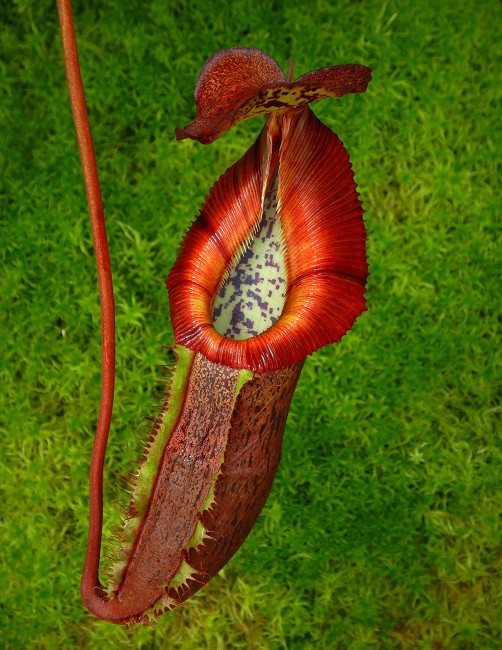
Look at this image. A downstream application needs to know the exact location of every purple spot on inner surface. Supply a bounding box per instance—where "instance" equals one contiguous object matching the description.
[265,258,280,270]
[243,272,263,286]
[247,289,269,312]
[243,318,256,333]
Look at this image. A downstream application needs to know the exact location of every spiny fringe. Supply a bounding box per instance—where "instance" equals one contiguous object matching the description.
[102,346,181,585]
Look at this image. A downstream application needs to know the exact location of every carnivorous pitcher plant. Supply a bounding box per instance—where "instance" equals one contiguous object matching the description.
[57,0,371,624]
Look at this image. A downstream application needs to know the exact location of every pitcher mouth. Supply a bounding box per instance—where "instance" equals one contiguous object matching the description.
[166,106,367,373]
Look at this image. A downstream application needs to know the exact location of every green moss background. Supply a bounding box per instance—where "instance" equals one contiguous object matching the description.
[1,0,500,647]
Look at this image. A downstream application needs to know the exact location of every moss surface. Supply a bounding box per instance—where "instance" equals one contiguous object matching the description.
[1,0,500,647]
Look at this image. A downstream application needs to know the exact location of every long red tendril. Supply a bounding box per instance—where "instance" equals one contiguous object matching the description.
[57,0,113,599]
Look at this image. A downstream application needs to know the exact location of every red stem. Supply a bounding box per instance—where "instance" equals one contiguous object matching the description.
[56,0,114,599]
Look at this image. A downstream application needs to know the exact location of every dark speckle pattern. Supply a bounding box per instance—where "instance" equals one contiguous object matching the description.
[212,176,286,340]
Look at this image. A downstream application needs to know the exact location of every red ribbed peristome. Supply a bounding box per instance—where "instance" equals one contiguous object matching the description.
[167,106,367,372]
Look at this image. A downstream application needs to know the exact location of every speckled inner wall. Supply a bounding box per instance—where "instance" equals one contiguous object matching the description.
[213,175,286,340]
